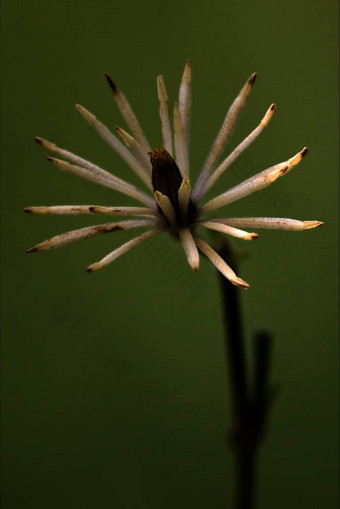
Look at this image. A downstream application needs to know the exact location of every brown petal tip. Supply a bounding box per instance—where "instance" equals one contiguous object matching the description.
[35,137,43,145]
[301,147,309,157]
[248,73,257,85]
[270,104,276,111]
[311,221,324,229]
[104,72,118,93]
[26,247,38,253]
[237,281,250,290]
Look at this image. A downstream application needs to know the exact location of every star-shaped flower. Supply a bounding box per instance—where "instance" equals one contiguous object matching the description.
[26,60,323,288]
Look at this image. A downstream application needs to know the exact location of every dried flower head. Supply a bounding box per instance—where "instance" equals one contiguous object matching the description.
[26,60,323,288]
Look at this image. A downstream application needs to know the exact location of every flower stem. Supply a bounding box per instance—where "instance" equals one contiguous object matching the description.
[217,242,273,509]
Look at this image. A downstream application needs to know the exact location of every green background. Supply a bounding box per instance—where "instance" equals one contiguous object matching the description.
[2,0,338,507]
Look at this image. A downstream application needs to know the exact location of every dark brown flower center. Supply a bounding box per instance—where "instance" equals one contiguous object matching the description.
[149,148,196,227]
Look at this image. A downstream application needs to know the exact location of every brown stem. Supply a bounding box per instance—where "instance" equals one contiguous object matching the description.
[217,242,273,509]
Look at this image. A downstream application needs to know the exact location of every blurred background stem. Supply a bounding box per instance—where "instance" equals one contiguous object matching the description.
[217,241,274,509]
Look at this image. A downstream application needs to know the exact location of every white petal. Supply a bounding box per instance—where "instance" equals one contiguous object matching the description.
[157,75,173,155]
[178,177,191,219]
[24,205,157,217]
[194,73,257,198]
[194,236,249,289]
[26,219,156,252]
[178,59,192,146]
[75,105,151,188]
[24,205,99,215]
[196,103,276,201]
[87,228,160,272]
[174,102,189,178]
[85,206,158,217]
[200,147,308,214]
[198,220,258,240]
[115,126,152,178]
[179,228,199,270]
[154,191,176,228]
[46,157,155,209]
[35,136,146,192]
[104,73,151,151]
[222,217,324,231]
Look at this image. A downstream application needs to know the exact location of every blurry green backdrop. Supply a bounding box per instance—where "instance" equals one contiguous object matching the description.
[1,0,339,507]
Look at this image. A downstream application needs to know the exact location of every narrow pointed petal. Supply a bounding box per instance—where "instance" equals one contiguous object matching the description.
[114,125,152,178]
[199,220,258,240]
[24,205,99,215]
[24,205,157,216]
[104,73,151,150]
[46,157,155,209]
[86,206,157,217]
[179,227,199,270]
[194,236,249,289]
[35,136,146,192]
[178,59,192,146]
[194,72,257,197]
[200,147,308,214]
[222,217,324,231]
[35,137,111,173]
[26,219,155,252]
[301,220,324,230]
[197,103,276,200]
[157,75,173,155]
[174,102,189,177]
[178,177,191,218]
[87,228,160,273]
[75,104,151,188]
[154,191,177,228]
